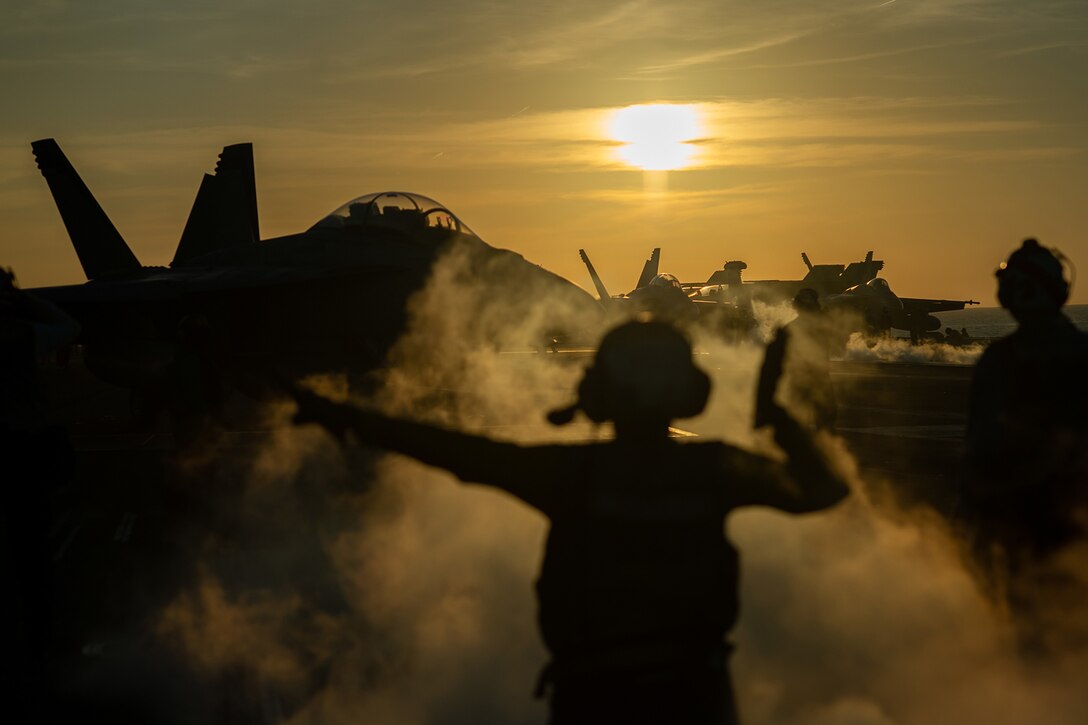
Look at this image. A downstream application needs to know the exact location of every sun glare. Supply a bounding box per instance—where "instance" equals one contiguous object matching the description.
[609,104,702,171]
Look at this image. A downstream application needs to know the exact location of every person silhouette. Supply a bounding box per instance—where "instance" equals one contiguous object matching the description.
[963,239,1088,653]
[290,319,850,724]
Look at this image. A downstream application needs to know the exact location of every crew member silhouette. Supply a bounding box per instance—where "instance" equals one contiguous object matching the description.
[963,238,1088,653]
[291,319,849,724]
[757,288,839,431]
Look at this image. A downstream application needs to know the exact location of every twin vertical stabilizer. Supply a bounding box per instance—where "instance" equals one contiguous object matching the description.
[579,247,663,301]
[31,138,141,280]
[635,248,661,290]
[579,249,612,301]
[173,143,260,265]
[32,138,261,277]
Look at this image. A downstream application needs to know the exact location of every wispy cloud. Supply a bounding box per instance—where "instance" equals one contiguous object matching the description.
[731,36,991,70]
[631,31,812,75]
[995,40,1087,58]
[3,0,1084,93]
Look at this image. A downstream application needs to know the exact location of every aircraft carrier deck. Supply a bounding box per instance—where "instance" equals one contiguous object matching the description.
[24,354,975,720]
[831,359,971,513]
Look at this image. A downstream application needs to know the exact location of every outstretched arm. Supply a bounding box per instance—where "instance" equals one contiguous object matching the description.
[291,388,567,512]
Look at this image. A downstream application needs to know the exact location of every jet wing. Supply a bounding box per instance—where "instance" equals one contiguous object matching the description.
[899,297,980,314]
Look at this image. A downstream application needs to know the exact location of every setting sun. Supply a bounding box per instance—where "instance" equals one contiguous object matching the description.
[609,104,703,171]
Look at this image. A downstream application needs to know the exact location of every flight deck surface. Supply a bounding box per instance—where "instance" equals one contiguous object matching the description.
[31,354,973,720]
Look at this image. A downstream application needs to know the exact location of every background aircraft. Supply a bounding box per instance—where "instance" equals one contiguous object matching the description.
[27,139,600,398]
[690,252,977,336]
[579,247,692,320]
[688,252,885,301]
[579,247,754,337]
[822,277,904,333]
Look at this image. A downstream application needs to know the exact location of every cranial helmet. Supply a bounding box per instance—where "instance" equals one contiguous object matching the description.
[548,318,711,426]
[996,238,1070,313]
[792,287,821,313]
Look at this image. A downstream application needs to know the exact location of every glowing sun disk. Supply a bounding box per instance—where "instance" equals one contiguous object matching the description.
[609,104,702,171]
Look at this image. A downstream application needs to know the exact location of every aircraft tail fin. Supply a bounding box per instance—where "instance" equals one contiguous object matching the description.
[708,260,747,287]
[172,143,259,266]
[840,250,885,289]
[31,138,141,280]
[579,249,611,301]
[635,248,660,289]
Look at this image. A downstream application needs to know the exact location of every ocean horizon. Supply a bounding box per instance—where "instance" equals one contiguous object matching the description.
[933,304,1088,339]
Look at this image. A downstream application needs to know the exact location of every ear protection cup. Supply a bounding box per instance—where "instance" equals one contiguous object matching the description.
[673,366,711,420]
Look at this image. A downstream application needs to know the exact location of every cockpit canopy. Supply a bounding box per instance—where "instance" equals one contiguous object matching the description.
[845,277,893,294]
[309,192,476,237]
[647,273,682,290]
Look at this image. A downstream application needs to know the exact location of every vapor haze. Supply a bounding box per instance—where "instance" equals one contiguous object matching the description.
[153,245,1087,723]
[842,334,983,365]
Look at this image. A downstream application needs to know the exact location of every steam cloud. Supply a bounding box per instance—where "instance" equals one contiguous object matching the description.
[842,334,983,366]
[751,300,984,365]
[153,242,1087,724]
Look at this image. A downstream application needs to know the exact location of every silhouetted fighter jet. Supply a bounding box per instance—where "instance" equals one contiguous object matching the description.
[579,247,699,323]
[578,247,759,341]
[693,251,977,335]
[28,139,599,392]
[693,251,886,301]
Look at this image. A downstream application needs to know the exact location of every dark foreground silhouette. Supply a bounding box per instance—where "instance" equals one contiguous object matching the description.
[0,268,80,715]
[292,320,850,724]
[964,239,1088,654]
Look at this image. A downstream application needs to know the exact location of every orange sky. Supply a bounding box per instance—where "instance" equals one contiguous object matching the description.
[2,1,1086,303]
